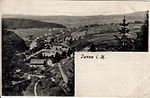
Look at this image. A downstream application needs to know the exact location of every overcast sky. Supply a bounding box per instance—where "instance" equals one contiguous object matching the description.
[0,0,149,16]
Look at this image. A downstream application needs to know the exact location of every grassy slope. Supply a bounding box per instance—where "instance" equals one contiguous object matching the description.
[70,22,143,49]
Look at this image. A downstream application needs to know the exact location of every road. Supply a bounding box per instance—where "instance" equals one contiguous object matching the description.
[24,56,72,96]
[58,57,73,84]
[57,63,68,84]
[34,79,40,96]
[23,73,45,96]
[24,49,44,61]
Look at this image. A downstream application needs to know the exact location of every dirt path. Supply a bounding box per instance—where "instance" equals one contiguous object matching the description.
[57,63,68,84]
[34,79,40,96]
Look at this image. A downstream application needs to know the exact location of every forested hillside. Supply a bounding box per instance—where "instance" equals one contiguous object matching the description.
[2,18,66,29]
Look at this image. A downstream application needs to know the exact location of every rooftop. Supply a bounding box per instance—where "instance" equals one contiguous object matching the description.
[30,59,46,65]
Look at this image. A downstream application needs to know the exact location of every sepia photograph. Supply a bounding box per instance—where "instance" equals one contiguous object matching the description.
[1,0,149,96]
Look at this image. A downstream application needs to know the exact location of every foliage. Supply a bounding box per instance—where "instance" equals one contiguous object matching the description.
[61,51,67,59]
[2,26,28,95]
[134,11,148,51]
[114,16,134,51]
[54,52,62,63]
[114,11,149,51]
[89,44,96,52]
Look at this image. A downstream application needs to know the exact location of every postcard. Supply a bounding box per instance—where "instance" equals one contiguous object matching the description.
[1,0,150,97]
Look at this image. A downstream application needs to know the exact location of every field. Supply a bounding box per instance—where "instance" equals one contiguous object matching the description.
[10,28,52,40]
[86,23,143,44]
[9,22,143,51]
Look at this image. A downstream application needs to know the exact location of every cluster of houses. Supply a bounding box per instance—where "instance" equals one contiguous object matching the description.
[11,27,87,94]
[15,27,86,79]
[26,32,70,70]
[20,27,87,78]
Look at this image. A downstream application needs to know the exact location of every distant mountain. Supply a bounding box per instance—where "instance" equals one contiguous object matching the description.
[3,11,147,27]
[2,18,66,29]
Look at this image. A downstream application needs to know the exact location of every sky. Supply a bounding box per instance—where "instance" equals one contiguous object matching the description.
[0,0,150,16]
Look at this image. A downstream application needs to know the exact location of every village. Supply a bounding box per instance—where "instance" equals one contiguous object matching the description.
[11,28,84,96]
[9,13,148,95]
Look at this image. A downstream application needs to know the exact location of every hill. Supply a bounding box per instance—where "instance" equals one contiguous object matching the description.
[2,28,28,95]
[3,11,147,27]
[2,18,66,29]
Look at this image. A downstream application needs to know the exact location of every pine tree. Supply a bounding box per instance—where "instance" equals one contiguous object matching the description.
[115,15,133,51]
[134,11,148,51]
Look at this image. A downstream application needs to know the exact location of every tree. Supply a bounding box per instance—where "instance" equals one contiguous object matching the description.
[36,38,44,50]
[69,37,73,45]
[61,51,67,59]
[114,15,133,51]
[2,26,28,95]
[89,44,96,52]
[50,55,55,63]
[71,47,76,56]
[26,35,34,41]
[134,11,148,51]
[2,24,7,33]
[67,48,72,57]
[54,52,61,63]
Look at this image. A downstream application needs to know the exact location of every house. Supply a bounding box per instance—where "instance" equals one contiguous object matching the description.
[47,59,53,66]
[30,40,37,50]
[83,46,90,51]
[42,49,55,57]
[30,58,53,68]
[16,69,21,73]
[46,36,52,42]
[30,59,46,68]
[52,44,63,51]
[60,43,69,51]
[71,31,86,39]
